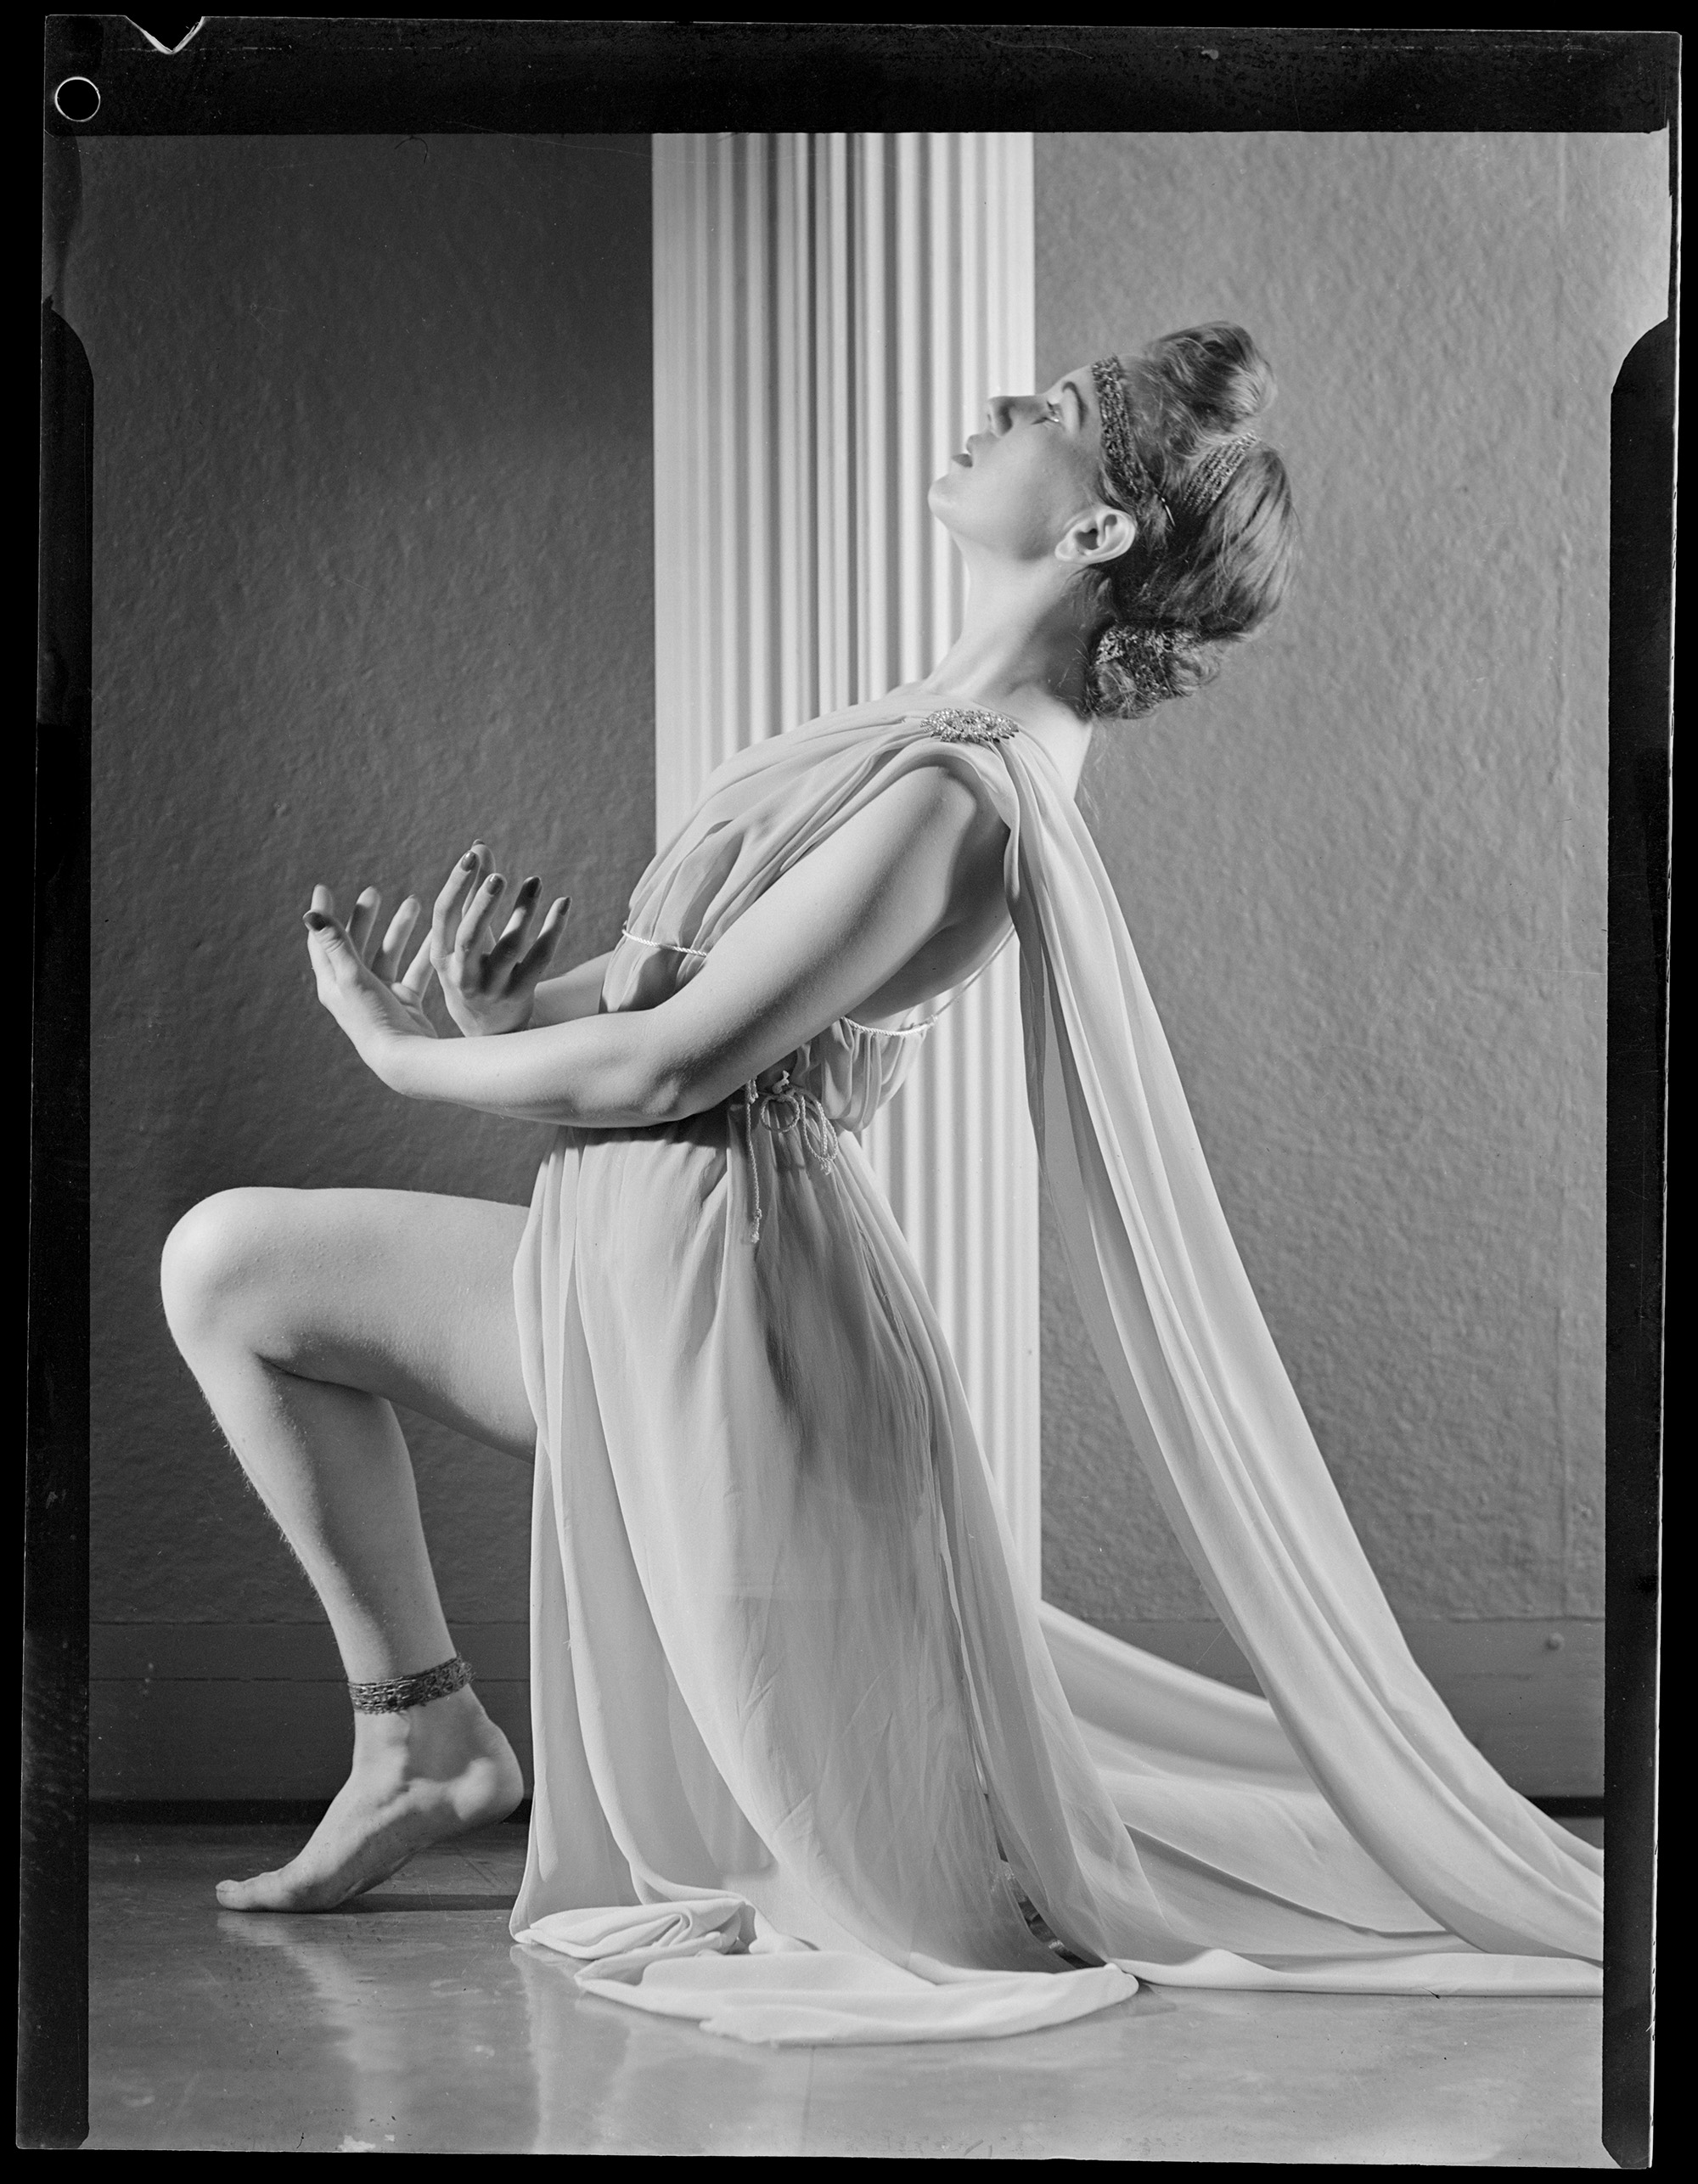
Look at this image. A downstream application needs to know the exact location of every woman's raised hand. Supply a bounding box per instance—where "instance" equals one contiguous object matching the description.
[430,842,571,1037]
[302,881,438,1058]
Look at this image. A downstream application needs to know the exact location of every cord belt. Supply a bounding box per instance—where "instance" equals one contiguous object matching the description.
[739,1070,841,1246]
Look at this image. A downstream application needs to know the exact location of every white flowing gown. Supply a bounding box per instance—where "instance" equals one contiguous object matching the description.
[508,695,1603,2045]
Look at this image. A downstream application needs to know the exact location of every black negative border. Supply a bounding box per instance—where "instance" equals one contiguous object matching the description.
[1602,313,1675,2173]
[43,18,1681,138]
[25,288,93,2149]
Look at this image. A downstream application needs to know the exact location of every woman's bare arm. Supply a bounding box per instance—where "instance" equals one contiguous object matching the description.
[309,765,1006,1128]
[526,952,614,1027]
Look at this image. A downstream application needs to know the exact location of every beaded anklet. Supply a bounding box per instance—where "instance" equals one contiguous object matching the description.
[347,1654,473,1714]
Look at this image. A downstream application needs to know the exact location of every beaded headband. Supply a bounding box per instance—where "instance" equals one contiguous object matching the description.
[1090,357,1260,525]
[1090,357,1161,511]
[1173,431,1261,520]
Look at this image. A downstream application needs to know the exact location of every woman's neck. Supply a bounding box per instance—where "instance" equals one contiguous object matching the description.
[915,557,1098,791]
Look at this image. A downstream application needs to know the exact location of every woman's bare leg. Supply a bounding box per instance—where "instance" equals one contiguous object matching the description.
[160,1185,539,1911]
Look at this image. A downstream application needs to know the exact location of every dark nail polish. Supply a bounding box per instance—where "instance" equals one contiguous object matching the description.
[488,875,504,894]
[304,910,328,931]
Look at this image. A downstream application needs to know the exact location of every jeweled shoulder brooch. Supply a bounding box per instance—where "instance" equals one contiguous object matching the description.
[921,706,1021,746]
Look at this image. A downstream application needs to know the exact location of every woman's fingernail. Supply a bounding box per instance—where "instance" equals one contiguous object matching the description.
[488,875,504,895]
[460,852,477,870]
[304,911,328,931]
[520,875,539,894]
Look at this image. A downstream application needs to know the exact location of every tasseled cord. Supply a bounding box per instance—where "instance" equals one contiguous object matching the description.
[740,1070,840,1246]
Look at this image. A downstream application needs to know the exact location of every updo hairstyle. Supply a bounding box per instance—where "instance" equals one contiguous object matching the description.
[1085,324,1297,721]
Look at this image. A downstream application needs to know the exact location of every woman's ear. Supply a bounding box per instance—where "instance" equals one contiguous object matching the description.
[1054,504,1137,570]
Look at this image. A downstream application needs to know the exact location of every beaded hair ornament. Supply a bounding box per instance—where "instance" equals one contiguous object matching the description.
[1088,357,1261,712]
[1091,622,1188,714]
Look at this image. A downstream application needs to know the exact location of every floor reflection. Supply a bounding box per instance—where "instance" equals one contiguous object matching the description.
[214,1905,544,2152]
[511,1940,814,2156]
[88,1821,1611,2160]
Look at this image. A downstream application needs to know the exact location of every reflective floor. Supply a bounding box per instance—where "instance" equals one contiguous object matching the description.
[89,1821,1611,2160]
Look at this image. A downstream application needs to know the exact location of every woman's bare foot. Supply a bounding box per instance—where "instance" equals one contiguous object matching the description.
[215,1685,524,1911]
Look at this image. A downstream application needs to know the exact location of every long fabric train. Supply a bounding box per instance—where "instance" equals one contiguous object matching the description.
[509,695,1602,2044]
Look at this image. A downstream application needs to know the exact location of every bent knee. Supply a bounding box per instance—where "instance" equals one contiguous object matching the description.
[160,1187,298,1348]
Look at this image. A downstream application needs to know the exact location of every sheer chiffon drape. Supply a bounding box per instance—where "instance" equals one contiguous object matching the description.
[509,700,1601,2044]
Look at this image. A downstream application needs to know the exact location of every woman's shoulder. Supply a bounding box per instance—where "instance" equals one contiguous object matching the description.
[703,688,1033,843]
[866,747,1004,838]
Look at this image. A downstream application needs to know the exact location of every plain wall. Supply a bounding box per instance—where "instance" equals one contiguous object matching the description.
[1034,132,1667,1639]
[69,135,655,1639]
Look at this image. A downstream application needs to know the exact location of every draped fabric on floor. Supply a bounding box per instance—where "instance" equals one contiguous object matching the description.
[509,696,1602,2045]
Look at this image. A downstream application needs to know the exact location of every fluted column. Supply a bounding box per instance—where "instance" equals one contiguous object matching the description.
[652,133,1041,1589]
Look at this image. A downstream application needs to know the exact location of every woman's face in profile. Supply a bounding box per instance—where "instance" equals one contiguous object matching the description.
[928,364,1108,560]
